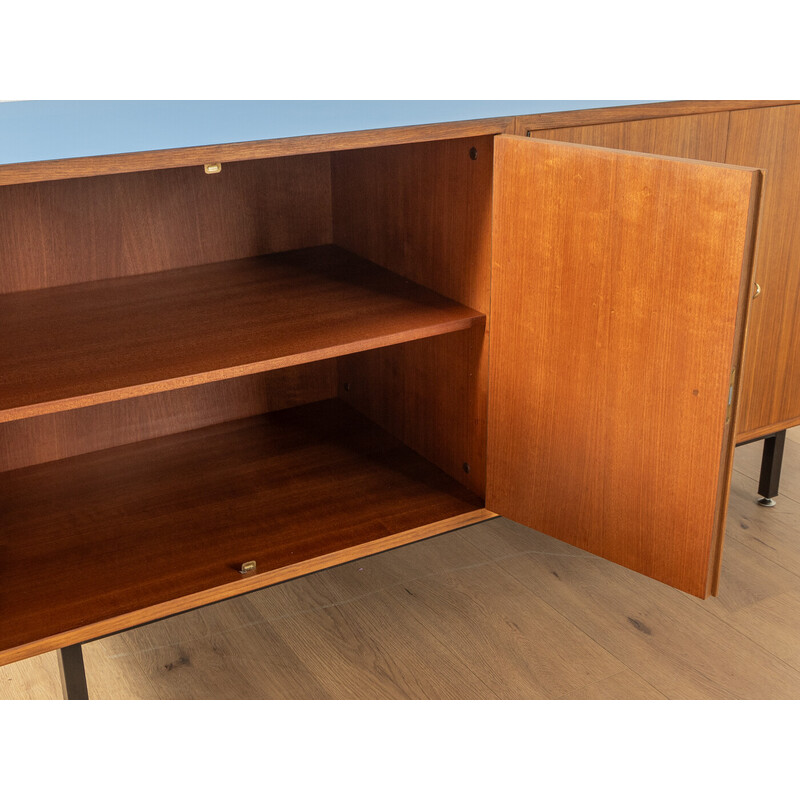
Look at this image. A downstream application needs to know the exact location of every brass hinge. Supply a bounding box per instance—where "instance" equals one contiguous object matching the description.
[726,368,737,424]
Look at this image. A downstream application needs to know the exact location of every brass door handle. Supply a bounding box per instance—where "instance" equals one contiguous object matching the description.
[753,282,762,299]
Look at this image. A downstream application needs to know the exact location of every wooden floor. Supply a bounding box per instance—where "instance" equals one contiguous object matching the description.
[3,428,800,700]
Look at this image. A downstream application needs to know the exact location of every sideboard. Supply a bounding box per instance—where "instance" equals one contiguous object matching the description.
[1,99,796,698]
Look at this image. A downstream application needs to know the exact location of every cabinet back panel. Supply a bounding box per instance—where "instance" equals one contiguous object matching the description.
[331,136,493,313]
[331,137,493,496]
[0,362,337,472]
[338,326,487,498]
[0,153,332,293]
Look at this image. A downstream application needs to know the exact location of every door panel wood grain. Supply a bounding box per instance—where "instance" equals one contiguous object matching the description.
[487,136,762,597]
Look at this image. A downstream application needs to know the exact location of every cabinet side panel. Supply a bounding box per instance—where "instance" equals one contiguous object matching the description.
[525,112,730,162]
[338,326,487,498]
[0,362,337,472]
[331,137,493,497]
[0,153,333,293]
[331,136,493,314]
[488,136,758,597]
[725,104,800,438]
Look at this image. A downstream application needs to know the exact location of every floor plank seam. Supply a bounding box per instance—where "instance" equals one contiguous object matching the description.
[366,607,505,701]
[102,542,601,660]
[690,600,800,684]
[727,530,800,580]
[489,543,800,699]
[554,668,666,700]
[472,550,640,697]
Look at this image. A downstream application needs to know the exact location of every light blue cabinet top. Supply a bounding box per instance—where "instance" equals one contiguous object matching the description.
[0,100,650,166]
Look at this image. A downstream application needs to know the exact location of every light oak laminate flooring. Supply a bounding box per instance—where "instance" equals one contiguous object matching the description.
[3,428,799,699]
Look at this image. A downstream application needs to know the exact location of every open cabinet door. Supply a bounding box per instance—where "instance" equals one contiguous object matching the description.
[486,135,762,598]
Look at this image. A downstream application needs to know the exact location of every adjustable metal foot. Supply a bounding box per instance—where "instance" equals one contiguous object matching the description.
[756,430,786,507]
[58,643,89,700]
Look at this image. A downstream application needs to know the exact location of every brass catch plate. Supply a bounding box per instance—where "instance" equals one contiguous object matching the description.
[239,560,257,575]
[204,162,222,174]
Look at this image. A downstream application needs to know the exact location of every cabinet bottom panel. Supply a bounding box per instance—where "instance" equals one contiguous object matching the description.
[0,399,490,666]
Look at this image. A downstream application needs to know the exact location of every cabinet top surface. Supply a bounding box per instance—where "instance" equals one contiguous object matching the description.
[0,100,647,166]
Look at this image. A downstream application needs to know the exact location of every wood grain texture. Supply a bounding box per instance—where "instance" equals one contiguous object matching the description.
[0,362,336,472]
[513,100,799,134]
[6,437,800,699]
[487,135,760,598]
[527,109,800,447]
[0,153,332,293]
[0,245,484,423]
[332,136,494,313]
[369,549,625,698]
[339,325,488,496]
[0,117,514,187]
[99,599,336,700]
[464,509,800,699]
[737,414,800,443]
[0,399,490,666]
[725,105,800,439]
[558,670,666,700]
[524,111,730,162]
[332,137,493,496]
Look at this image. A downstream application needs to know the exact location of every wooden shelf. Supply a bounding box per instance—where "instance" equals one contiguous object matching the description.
[0,399,489,665]
[0,245,484,422]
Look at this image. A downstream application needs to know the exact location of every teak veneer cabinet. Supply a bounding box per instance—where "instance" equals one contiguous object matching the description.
[0,100,795,694]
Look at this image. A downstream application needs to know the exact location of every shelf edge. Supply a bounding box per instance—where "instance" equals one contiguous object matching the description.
[0,314,483,424]
[0,508,497,667]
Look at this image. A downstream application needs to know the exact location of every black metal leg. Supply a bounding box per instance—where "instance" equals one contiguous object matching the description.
[757,430,787,507]
[57,643,89,700]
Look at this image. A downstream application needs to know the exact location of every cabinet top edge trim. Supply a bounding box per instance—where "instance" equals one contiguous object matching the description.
[513,133,764,176]
[1,101,792,187]
[0,116,514,187]
[517,100,800,132]
[1,100,653,173]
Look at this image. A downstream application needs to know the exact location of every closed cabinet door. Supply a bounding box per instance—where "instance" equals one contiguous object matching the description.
[724,104,800,440]
[520,110,731,163]
[486,135,762,598]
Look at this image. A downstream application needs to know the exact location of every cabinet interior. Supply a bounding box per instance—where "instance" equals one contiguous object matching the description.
[0,135,494,661]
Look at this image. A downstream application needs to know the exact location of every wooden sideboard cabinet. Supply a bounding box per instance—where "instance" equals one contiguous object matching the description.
[0,102,773,694]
